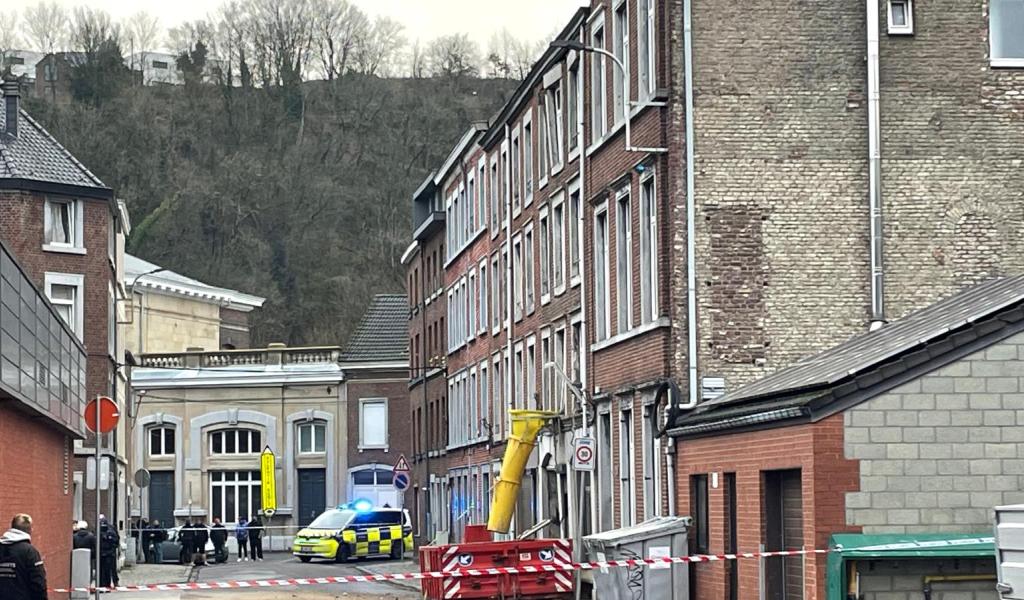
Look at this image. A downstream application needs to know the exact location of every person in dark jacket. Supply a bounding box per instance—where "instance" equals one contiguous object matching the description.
[148,520,167,564]
[210,519,228,563]
[192,521,209,565]
[235,518,249,562]
[179,520,195,565]
[72,521,96,558]
[99,519,120,588]
[136,518,149,563]
[0,514,47,600]
[247,516,264,561]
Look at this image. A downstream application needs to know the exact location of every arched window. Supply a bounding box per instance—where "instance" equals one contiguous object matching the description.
[149,426,175,457]
[209,428,262,455]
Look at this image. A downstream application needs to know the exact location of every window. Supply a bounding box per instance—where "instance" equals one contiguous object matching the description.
[545,81,564,171]
[538,102,549,177]
[991,0,1024,66]
[502,248,509,324]
[594,205,610,340]
[44,62,56,81]
[44,273,84,339]
[887,0,913,35]
[468,269,477,340]
[479,362,489,438]
[541,329,552,411]
[640,172,658,323]
[612,1,628,125]
[637,0,656,99]
[108,283,116,359]
[552,197,565,292]
[491,254,501,332]
[5,56,25,66]
[209,429,262,455]
[210,471,262,523]
[467,173,476,233]
[479,259,488,334]
[298,422,326,454]
[619,405,635,526]
[597,411,613,531]
[149,427,175,457]
[513,235,524,320]
[512,127,521,214]
[616,190,633,334]
[540,208,551,300]
[514,343,524,408]
[360,398,388,448]
[567,57,580,151]
[591,16,607,140]
[571,316,583,383]
[690,474,709,553]
[569,180,581,283]
[478,159,487,232]
[501,142,509,223]
[524,117,534,202]
[524,225,535,314]
[490,156,500,235]
[642,401,662,518]
[152,60,169,69]
[44,198,82,250]
[553,327,566,412]
[525,336,537,410]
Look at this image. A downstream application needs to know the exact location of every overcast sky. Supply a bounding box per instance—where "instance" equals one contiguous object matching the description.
[7,0,587,49]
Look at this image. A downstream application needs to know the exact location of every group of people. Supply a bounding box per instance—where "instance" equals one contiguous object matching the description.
[135,519,168,563]
[132,515,265,565]
[234,516,265,562]
[72,517,120,588]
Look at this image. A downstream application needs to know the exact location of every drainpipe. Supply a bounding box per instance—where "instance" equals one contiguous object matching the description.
[683,0,699,411]
[504,123,514,535]
[867,0,885,330]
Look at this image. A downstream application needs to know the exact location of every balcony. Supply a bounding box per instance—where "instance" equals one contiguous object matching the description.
[0,240,87,437]
[138,345,342,369]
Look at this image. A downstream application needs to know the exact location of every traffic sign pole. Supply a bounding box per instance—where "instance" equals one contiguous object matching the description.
[93,399,101,600]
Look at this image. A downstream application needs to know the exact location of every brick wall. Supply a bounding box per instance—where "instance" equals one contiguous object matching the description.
[675,414,860,600]
[345,377,411,468]
[0,402,73,589]
[845,330,1024,533]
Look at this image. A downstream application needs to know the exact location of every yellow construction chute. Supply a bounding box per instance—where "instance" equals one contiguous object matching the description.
[486,410,557,534]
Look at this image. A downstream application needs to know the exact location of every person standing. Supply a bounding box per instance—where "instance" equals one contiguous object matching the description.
[247,516,264,561]
[192,521,209,566]
[210,519,227,563]
[149,520,167,564]
[179,520,195,565]
[235,518,248,562]
[99,519,120,589]
[0,514,47,600]
[136,518,149,563]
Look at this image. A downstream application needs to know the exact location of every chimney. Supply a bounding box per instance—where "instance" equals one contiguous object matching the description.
[2,78,18,139]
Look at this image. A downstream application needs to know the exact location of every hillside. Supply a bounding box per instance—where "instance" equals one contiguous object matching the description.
[25,75,516,347]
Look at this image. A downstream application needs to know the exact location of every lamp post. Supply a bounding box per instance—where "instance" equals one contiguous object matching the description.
[549,40,667,154]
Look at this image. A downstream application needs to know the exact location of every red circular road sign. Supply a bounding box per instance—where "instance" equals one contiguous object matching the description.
[84,396,120,433]
[575,445,593,463]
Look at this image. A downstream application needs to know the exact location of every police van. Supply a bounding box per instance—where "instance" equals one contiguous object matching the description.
[292,501,413,563]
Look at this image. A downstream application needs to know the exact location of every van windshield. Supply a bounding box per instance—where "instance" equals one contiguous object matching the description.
[308,510,355,529]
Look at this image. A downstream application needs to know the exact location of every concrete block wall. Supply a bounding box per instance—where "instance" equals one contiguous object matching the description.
[845,330,1024,533]
[857,558,996,600]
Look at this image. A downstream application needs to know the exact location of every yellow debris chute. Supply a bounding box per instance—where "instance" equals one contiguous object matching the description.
[487,409,557,534]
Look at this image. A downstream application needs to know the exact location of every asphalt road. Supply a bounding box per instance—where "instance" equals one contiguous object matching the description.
[110,552,422,600]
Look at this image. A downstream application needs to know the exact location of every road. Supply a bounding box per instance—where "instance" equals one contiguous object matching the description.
[110,552,422,600]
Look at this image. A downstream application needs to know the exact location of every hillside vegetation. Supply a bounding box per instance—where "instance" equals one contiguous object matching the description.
[26,76,516,346]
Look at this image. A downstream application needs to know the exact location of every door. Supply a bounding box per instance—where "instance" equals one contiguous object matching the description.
[764,469,803,600]
[149,471,175,527]
[298,469,327,526]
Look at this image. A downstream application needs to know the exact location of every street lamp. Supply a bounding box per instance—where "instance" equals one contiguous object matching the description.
[549,39,668,154]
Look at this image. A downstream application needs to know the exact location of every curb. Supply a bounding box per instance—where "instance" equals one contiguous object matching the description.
[353,565,421,592]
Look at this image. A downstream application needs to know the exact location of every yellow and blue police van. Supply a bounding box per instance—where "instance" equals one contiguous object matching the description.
[292,501,414,563]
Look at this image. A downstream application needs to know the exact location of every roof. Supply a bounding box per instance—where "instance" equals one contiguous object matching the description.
[125,254,266,310]
[672,275,1024,436]
[341,294,409,363]
[0,86,110,196]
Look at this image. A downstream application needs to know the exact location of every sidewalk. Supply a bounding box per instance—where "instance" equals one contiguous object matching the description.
[118,561,194,587]
[352,558,421,592]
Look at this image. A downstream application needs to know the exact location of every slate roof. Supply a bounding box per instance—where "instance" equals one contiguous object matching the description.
[341,294,409,363]
[0,88,109,194]
[673,275,1024,434]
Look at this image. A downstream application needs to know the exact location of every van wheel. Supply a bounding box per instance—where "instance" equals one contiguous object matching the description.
[390,543,404,560]
[334,545,349,563]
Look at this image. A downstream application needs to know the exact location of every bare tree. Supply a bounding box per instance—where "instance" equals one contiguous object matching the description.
[425,33,480,78]
[70,7,120,54]
[406,38,426,79]
[21,1,69,55]
[124,11,160,75]
[486,28,544,79]
[309,0,367,81]
[352,16,405,77]
[246,0,316,87]
[0,11,20,72]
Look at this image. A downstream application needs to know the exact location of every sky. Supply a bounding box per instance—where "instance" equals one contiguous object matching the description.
[7,0,588,50]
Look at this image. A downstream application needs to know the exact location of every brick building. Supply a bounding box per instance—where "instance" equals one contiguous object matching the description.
[0,78,126,586]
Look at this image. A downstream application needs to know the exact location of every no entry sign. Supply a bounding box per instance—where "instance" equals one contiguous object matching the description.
[83,396,119,434]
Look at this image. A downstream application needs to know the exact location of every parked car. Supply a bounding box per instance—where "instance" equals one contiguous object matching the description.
[158,526,216,564]
[292,502,413,563]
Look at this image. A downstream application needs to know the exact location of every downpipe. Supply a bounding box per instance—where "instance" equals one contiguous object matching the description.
[683,0,700,410]
[867,0,885,330]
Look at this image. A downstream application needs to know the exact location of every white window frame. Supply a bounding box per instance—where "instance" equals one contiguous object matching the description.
[552,192,566,295]
[479,258,489,335]
[511,125,522,216]
[210,471,261,524]
[639,169,658,324]
[148,426,175,457]
[990,0,1024,67]
[615,187,633,334]
[619,405,636,527]
[637,0,656,100]
[570,312,584,384]
[569,178,582,286]
[514,342,525,409]
[478,360,489,442]
[298,421,327,455]
[44,272,84,340]
[523,113,534,205]
[594,202,611,341]
[525,335,537,411]
[612,0,629,126]
[567,52,581,154]
[108,282,116,359]
[538,102,549,187]
[590,12,607,140]
[43,197,85,254]
[539,206,551,304]
[489,154,500,238]
[553,325,566,413]
[540,328,552,411]
[468,268,477,342]
[491,253,501,334]
[477,158,487,234]
[359,397,389,450]
[208,428,262,455]
[887,0,914,35]
[501,141,510,227]
[546,79,565,174]
[524,223,536,315]
[513,234,524,321]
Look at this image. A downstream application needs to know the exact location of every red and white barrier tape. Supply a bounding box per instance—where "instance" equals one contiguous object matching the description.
[50,548,832,594]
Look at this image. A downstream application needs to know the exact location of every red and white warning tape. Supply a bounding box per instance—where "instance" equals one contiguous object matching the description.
[50,547,832,594]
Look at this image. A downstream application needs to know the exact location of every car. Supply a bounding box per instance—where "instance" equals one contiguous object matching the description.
[157,526,216,564]
[292,502,413,563]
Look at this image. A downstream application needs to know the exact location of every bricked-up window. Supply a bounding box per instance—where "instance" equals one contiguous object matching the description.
[612,0,628,125]
[615,190,633,334]
[359,397,389,449]
[298,422,326,454]
[512,127,521,214]
[209,429,261,455]
[639,171,658,323]
[524,224,536,314]
[590,14,607,140]
[540,208,551,300]
[44,197,82,250]
[619,403,636,526]
[887,0,913,34]
[552,195,566,293]
[638,0,656,100]
[991,0,1024,65]
[569,180,581,282]
[594,204,611,340]
[490,155,500,235]
[690,474,709,553]
[764,469,803,600]
[149,427,175,457]
[210,471,261,523]
[524,116,534,203]
[479,258,488,334]
[567,55,580,151]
